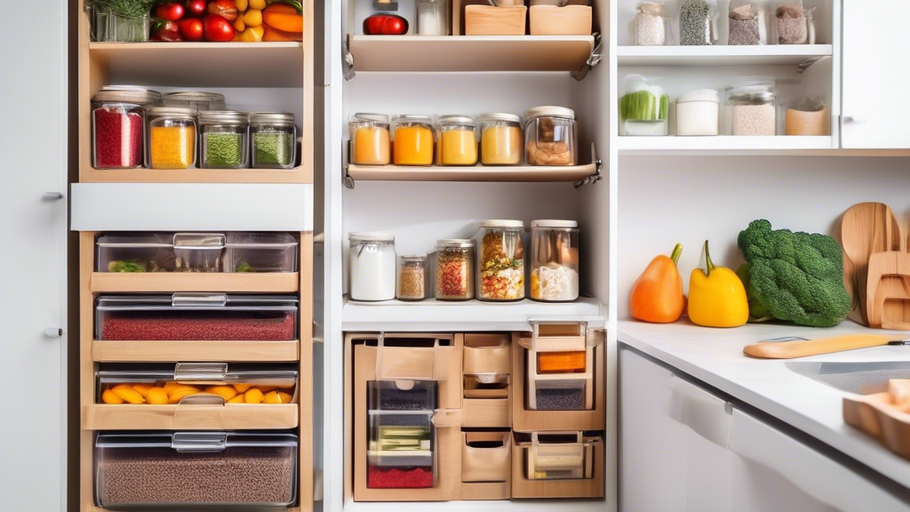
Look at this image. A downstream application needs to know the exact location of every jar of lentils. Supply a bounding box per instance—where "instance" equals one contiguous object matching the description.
[435,239,474,301]
[198,111,250,169]
[397,254,427,301]
[146,106,197,169]
[251,112,297,169]
[91,87,161,169]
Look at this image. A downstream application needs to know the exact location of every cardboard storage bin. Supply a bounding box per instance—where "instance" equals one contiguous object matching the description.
[511,431,604,499]
[461,431,511,500]
[463,333,511,428]
[529,3,592,35]
[465,5,528,35]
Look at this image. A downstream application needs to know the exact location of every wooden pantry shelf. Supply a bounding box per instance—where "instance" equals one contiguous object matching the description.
[618,135,835,155]
[345,161,599,183]
[92,339,300,362]
[347,35,595,73]
[81,166,308,184]
[616,44,833,67]
[90,272,300,293]
[82,403,299,430]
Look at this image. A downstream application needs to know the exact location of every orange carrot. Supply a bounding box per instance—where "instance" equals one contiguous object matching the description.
[262,25,302,42]
[263,3,303,33]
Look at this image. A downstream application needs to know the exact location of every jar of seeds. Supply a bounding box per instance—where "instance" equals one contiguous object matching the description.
[397,254,427,301]
[198,111,250,169]
[251,112,297,169]
[634,1,671,46]
[678,0,716,45]
[728,1,767,45]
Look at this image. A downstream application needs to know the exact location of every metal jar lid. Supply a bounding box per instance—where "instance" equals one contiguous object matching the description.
[524,106,575,120]
[349,231,395,243]
[250,112,296,126]
[146,106,196,118]
[351,113,390,124]
[93,86,162,105]
[163,91,225,104]
[392,114,434,126]
[400,253,427,262]
[197,110,250,125]
[437,115,476,127]
[479,113,522,124]
[436,239,474,248]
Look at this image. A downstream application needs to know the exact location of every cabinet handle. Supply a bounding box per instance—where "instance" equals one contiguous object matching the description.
[843,116,855,124]
[44,328,63,338]
[42,192,64,201]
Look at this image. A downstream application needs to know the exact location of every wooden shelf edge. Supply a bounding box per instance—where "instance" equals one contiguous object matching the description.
[346,162,598,183]
[83,403,299,430]
[90,41,302,50]
[80,166,310,184]
[90,272,300,293]
[92,339,300,362]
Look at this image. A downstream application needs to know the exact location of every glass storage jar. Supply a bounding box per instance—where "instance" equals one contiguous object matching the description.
[476,220,525,302]
[89,2,150,42]
[417,0,448,35]
[436,115,478,166]
[436,239,475,301]
[479,113,523,166]
[198,111,250,169]
[634,1,671,46]
[397,254,427,301]
[675,89,720,136]
[162,91,226,112]
[251,112,297,169]
[350,113,391,165]
[350,232,396,301]
[392,115,435,166]
[524,106,577,166]
[146,107,196,169]
[619,74,669,136]
[678,0,717,45]
[774,2,814,45]
[782,95,828,136]
[91,88,160,169]
[727,1,767,45]
[530,220,580,302]
[725,81,776,136]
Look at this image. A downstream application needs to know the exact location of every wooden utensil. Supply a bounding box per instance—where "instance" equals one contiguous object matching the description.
[743,334,910,359]
[867,251,910,329]
[843,393,910,461]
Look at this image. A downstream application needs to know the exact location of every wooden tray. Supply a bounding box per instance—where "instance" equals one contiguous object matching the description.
[843,393,910,460]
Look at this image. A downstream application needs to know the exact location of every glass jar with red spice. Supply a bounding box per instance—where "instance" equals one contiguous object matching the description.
[435,239,474,301]
[476,220,526,302]
[91,87,160,169]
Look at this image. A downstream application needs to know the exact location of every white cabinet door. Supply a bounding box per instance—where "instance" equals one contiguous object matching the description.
[620,348,731,512]
[0,2,68,511]
[841,1,910,148]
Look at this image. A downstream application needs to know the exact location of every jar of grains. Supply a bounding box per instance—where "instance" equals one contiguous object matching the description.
[634,1,670,46]
[524,107,577,166]
[774,2,814,45]
[146,107,196,169]
[350,113,391,165]
[678,0,716,45]
[435,239,474,301]
[476,220,525,302]
[349,232,396,302]
[530,220,580,302]
[727,2,767,45]
[397,254,427,301]
[392,115,435,166]
[436,115,478,166]
[675,89,720,136]
[479,113,523,165]
[725,81,776,136]
[251,112,297,169]
[198,110,250,169]
[91,87,161,169]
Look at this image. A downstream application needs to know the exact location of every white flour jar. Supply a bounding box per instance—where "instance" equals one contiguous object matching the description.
[349,232,396,301]
[676,89,720,136]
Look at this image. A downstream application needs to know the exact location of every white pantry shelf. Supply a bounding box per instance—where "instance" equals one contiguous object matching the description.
[618,135,835,154]
[616,44,833,67]
[342,296,605,332]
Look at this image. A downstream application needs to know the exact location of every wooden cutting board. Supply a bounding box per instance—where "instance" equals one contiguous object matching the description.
[840,202,902,325]
[743,334,904,359]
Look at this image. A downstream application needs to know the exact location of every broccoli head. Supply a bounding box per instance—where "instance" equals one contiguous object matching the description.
[737,219,851,327]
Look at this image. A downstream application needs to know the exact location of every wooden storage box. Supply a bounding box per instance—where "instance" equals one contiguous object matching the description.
[465,5,528,35]
[463,333,511,428]
[462,431,512,500]
[529,4,592,35]
[511,431,604,498]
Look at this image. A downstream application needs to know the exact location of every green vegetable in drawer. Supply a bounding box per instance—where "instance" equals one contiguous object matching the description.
[107,260,146,273]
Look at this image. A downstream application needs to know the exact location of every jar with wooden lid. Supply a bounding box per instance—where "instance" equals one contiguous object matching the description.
[392,115,435,166]
[436,115,478,166]
[480,113,522,165]
[146,106,197,169]
[350,113,390,165]
[436,239,474,301]
[524,106,577,166]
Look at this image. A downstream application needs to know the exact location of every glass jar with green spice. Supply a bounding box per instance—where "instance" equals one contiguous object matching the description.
[147,107,197,169]
[198,111,250,169]
[251,112,297,169]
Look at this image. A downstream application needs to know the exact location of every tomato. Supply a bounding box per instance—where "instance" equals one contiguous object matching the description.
[208,0,239,22]
[203,14,236,42]
[362,14,408,35]
[155,2,184,22]
[177,17,204,41]
[151,20,182,41]
[186,0,207,17]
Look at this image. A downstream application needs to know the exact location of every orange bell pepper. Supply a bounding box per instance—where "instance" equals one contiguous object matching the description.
[630,243,686,323]
[263,3,303,33]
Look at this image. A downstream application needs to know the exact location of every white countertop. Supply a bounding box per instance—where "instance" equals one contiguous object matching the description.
[618,319,910,490]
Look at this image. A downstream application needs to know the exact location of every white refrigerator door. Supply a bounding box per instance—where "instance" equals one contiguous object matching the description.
[0,1,68,510]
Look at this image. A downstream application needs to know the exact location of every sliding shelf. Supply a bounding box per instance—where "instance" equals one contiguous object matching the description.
[92,339,300,362]
[347,35,595,73]
[342,296,605,332]
[82,403,299,430]
[81,167,307,184]
[90,272,300,293]
[346,161,599,183]
[616,44,833,67]
[618,135,835,155]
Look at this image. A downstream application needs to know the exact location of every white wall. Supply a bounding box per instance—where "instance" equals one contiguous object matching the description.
[617,155,910,319]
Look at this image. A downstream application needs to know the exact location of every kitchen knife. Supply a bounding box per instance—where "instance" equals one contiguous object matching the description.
[743,334,910,359]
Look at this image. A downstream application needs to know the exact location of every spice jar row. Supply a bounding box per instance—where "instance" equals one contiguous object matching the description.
[92,87,298,170]
[620,75,828,136]
[633,0,816,46]
[349,107,578,167]
[349,220,580,304]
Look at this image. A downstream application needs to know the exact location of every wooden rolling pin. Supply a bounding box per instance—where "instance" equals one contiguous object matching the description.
[744,334,910,359]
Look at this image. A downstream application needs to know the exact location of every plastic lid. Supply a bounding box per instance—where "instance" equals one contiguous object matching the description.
[147,106,196,117]
[480,113,521,124]
[531,219,579,229]
[392,114,434,124]
[524,106,575,120]
[93,87,161,105]
[250,112,296,125]
[163,91,225,103]
[436,239,474,248]
[437,115,476,126]
[349,231,395,242]
[197,110,250,124]
[478,219,525,228]
[352,113,390,123]
[677,89,720,104]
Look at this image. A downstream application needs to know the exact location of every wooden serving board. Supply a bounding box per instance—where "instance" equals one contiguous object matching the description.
[843,393,910,461]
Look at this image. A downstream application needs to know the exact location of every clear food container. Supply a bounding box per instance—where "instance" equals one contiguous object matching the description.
[728,1,767,45]
[251,112,297,169]
[725,81,776,136]
[530,220,580,302]
[397,254,427,301]
[95,431,298,507]
[634,1,671,46]
[522,432,596,480]
[392,115,435,166]
[350,113,391,165]
[92,88,160,169]
[95,294,299,341]
[782,95,829,136]
[678,0,717,45]
[620,75,669,136]
[367,410,436,489]
[349,232,396,301]
[417,0,448,35]
[773,2,815,45]
[162,91,226,112]
[96,363,299,405]
[89,2,150,42]
[476,220,525,302]
[225,232,299,273]
[369,380,438,411]
[537,350,587,374]
[198,110,250,169]
[524,106,577,166]
[532,379,589,410]
[147,106,197,169]
[675,89,720,136]
[479,113,523,166]
[436,115,477,166]
[435,239,475,301]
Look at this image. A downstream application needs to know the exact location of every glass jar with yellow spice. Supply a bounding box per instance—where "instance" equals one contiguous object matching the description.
[391,115,435,166]
[146,106,196,169]
[480,113,523,165]
[349,113,390,165]
[436,115,477,166]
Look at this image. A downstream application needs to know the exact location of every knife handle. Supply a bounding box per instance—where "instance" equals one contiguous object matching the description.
[743,334,895,359]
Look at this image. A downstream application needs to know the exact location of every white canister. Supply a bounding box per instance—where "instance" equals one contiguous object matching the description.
[349,232,396,301]
[676,89,720,136]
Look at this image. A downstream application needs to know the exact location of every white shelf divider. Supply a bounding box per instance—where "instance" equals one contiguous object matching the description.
[618,135,835,154]
[617,44,834,67]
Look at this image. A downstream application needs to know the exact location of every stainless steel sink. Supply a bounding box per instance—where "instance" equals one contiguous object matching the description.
[785,361,910,394]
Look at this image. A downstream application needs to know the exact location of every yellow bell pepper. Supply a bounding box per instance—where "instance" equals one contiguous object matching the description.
[688,240,749,328]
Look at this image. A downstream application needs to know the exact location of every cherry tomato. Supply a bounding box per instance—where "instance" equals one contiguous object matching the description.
[207,0,239,22]
[155,2,185,22]
[177,17,204,41]
[203,14,236,42]
[186,0,207,17]
[151,20,182,41]
[362,14,408,35]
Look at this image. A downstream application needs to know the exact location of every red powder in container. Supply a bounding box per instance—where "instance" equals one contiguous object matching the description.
[100,312,296,341]
[94,107,143,168]
[367,465,434,488]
